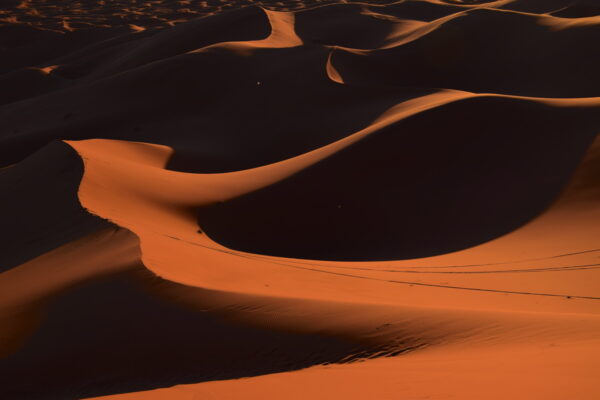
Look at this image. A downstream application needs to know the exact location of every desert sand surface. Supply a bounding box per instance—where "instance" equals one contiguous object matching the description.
[1,0,600,399]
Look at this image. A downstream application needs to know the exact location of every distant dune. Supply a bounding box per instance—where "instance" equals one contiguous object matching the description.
[1,1,600,399]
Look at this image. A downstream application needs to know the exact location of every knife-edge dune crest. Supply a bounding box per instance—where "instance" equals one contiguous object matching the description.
[1,1,600,399]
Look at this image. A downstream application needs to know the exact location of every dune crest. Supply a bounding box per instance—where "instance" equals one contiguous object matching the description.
[1,1,600,399]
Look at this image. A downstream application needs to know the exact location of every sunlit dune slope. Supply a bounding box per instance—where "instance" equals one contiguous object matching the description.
[1,1,600,399]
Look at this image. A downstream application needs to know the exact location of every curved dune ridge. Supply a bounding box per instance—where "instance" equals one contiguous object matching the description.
[1,0,600,399]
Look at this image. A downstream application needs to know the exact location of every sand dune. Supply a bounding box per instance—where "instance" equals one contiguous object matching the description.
[1,0,599,399]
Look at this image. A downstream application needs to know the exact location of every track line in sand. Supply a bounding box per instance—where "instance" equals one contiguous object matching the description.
[239,249,600,272]
[236,262,600,274]
[163,235,600,301]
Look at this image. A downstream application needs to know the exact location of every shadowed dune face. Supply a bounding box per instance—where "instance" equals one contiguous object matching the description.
[0,267,381,400]
[198,96,599,260]
[0,141,111,271]
[331,8,600,97]
[552,1,600,18]
[502,0,600,14]
[2,1,600,399]
[3,2,600,166]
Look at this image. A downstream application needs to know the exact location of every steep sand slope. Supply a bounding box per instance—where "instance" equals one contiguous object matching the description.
[1,1,600,399]
[74,129,600,399]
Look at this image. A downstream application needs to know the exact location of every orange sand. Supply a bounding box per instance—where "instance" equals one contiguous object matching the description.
[1,0,600,399]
